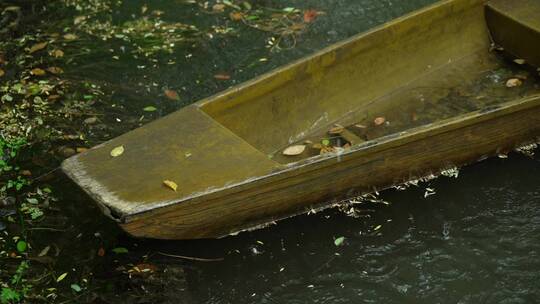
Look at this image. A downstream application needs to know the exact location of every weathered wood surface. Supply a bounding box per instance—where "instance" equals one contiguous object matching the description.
[125,97,540,239]
[62,0,540,239]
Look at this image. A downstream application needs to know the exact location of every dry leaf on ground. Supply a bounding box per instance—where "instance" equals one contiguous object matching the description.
[46,67,64,74]
[51,49,64,58]
[164,89,180,101]
[31,68,46,76]
[214,74,231,80]
[28,42,48,54]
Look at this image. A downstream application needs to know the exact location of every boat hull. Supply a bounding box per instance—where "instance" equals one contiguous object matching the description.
[62,0,540,239]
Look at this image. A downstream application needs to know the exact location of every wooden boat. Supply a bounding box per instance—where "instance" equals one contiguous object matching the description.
[62,0,540,239]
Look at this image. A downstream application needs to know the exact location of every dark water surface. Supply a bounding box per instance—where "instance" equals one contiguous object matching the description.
[34,0,540,302]
[184,153,540,303]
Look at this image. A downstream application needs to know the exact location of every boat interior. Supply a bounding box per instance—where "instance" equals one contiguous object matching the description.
[200,0,540,164]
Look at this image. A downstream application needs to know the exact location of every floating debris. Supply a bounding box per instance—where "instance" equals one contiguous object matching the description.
[440,167,459,178]
[334,236,345,246]
[515,142,538,157]
[424,187,436,198]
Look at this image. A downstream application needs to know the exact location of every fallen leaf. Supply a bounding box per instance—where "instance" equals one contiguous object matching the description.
[164,89,180,101]
[229,11,244,21]
[0,68,4,77]
[48,95,61,101]
[46,67,64,75]
[328,126,344,135]
[20,170,32,176]
[374,117,386,126]
[143,106,157,112]
[71,284,82,292]
[506,78,522,88]
[373,225,382,231]
[57,272,68,283]
[321,139,330,146]
[513,58,526,65]
[63,33,78,41]
[84,117,98,124]
[16,240,27,252]
[97,247,105,257]
[112,247,129,254]
[303,9,322,23]
[133,263,157,273]
[51,49,64,58]
[110,145,124,157]
[38,245,50,257]
[334,236,345,246]
[223,0,241,10]
[163,180,178,192]
[28,42,48,54]
[74,15,86,25]
[30,68,46,76]
[212,3,225,12]
[214,73,231,80]
[283,145,306,156]
[76,147,88,153]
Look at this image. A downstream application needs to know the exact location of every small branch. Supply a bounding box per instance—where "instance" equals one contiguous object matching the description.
[157,251,224,262]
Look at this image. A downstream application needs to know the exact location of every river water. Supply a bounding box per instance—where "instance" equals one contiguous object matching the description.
[29,0,540,302]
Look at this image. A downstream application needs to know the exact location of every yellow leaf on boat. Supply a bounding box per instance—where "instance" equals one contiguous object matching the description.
[163,180,178,192]
[374,117,386,126]
[506,78,522,88]
[283,145,306,156]
[110,145,124,157]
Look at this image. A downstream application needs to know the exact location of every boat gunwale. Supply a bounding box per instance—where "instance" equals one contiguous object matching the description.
[195,0,479,110]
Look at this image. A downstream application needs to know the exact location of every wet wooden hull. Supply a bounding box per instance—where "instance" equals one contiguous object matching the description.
[62,0,540,239]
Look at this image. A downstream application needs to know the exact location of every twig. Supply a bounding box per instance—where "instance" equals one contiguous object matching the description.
[27,227,66,232]
[157,251,224,262]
